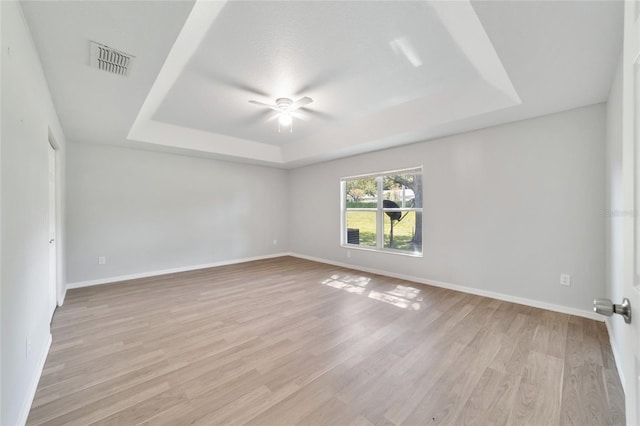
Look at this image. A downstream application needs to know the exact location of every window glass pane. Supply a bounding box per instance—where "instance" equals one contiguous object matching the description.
[383,172,421,208]
[346,211,377,247]
[345,177,378,208]
[383,211,422,254]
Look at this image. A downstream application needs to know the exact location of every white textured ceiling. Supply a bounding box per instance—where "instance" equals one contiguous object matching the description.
[153,1,480,146]
[22,0,623,168]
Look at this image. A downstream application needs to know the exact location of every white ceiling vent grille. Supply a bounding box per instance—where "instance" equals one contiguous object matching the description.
[90,42,134,76]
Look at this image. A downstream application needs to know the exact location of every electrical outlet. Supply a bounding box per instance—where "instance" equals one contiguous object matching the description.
[26,336,32,359]
[98,256,106,265]
[560,273,571,286]
[346,250,351,258]
[273,239,277,246]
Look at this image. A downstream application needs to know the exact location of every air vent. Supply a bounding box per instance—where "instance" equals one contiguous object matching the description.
[90,42,134,76]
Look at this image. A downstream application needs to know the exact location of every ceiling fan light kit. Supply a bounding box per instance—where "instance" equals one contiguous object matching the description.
[248,96,313,133]
[276,98,293,133]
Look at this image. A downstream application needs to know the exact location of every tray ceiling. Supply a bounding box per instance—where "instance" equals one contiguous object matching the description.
[22,0,623,168]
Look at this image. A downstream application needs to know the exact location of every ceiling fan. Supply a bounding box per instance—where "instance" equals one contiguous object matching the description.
[248,96,313,132]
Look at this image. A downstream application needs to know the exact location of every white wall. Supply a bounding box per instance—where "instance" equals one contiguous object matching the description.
[605,54,625,387]
[1,2,67,424]
[1,3,3,423]
[289,104,606,315]
[66,142,288,284]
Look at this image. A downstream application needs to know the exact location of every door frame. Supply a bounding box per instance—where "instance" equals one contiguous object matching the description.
[47,129,62,314]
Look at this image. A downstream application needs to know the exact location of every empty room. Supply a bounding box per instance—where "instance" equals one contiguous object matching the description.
[2,0,640,425]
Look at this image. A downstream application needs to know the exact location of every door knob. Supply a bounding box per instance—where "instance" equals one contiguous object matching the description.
[49,239,55,244]
[593,298,632,324]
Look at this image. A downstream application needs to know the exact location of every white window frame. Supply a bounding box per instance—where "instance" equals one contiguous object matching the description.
[340,166,423,257]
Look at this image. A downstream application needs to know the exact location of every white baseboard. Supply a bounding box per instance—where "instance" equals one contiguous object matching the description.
[67,251,601,321]
[604,319,626,393]
[57,287,66,307]
[17,333,52,426]
[288,252,602,322]
[66,252,290,289]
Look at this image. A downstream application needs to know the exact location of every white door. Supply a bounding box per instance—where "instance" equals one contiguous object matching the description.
[48,140,57,321]
[623,1,640,424]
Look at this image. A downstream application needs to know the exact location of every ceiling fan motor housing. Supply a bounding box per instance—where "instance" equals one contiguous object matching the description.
[275,98,293,111]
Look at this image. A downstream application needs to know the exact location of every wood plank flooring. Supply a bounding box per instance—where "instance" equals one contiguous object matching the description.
[28,256,625,425]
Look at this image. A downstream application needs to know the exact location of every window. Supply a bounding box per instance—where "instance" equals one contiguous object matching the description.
[341,167,422,256]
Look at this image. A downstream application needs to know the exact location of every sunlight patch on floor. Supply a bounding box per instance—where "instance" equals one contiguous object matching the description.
[321,274,422,310]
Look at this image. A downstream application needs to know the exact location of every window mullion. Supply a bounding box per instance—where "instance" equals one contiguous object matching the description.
[341,180,346,245]
[376,176,384,249]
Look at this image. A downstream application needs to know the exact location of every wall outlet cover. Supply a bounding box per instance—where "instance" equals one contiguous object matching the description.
[560,273,571,286]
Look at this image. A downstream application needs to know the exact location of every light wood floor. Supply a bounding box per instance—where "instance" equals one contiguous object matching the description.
[28,256,625,425]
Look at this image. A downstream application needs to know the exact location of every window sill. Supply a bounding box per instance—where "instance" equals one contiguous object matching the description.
[341,244,423,258]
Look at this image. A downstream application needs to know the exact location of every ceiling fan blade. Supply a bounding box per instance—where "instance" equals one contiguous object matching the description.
[301,108,333,121]
[295,69,343,96]
[266,111,281,122]
[291,110,309,121]
[196,68,270,98]
[248,100,279,110]
[290,96,313,110]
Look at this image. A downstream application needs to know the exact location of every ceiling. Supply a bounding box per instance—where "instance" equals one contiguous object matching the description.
[22,0,623,168]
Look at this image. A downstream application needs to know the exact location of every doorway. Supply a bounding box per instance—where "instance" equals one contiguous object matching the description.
[48,137,57,321]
